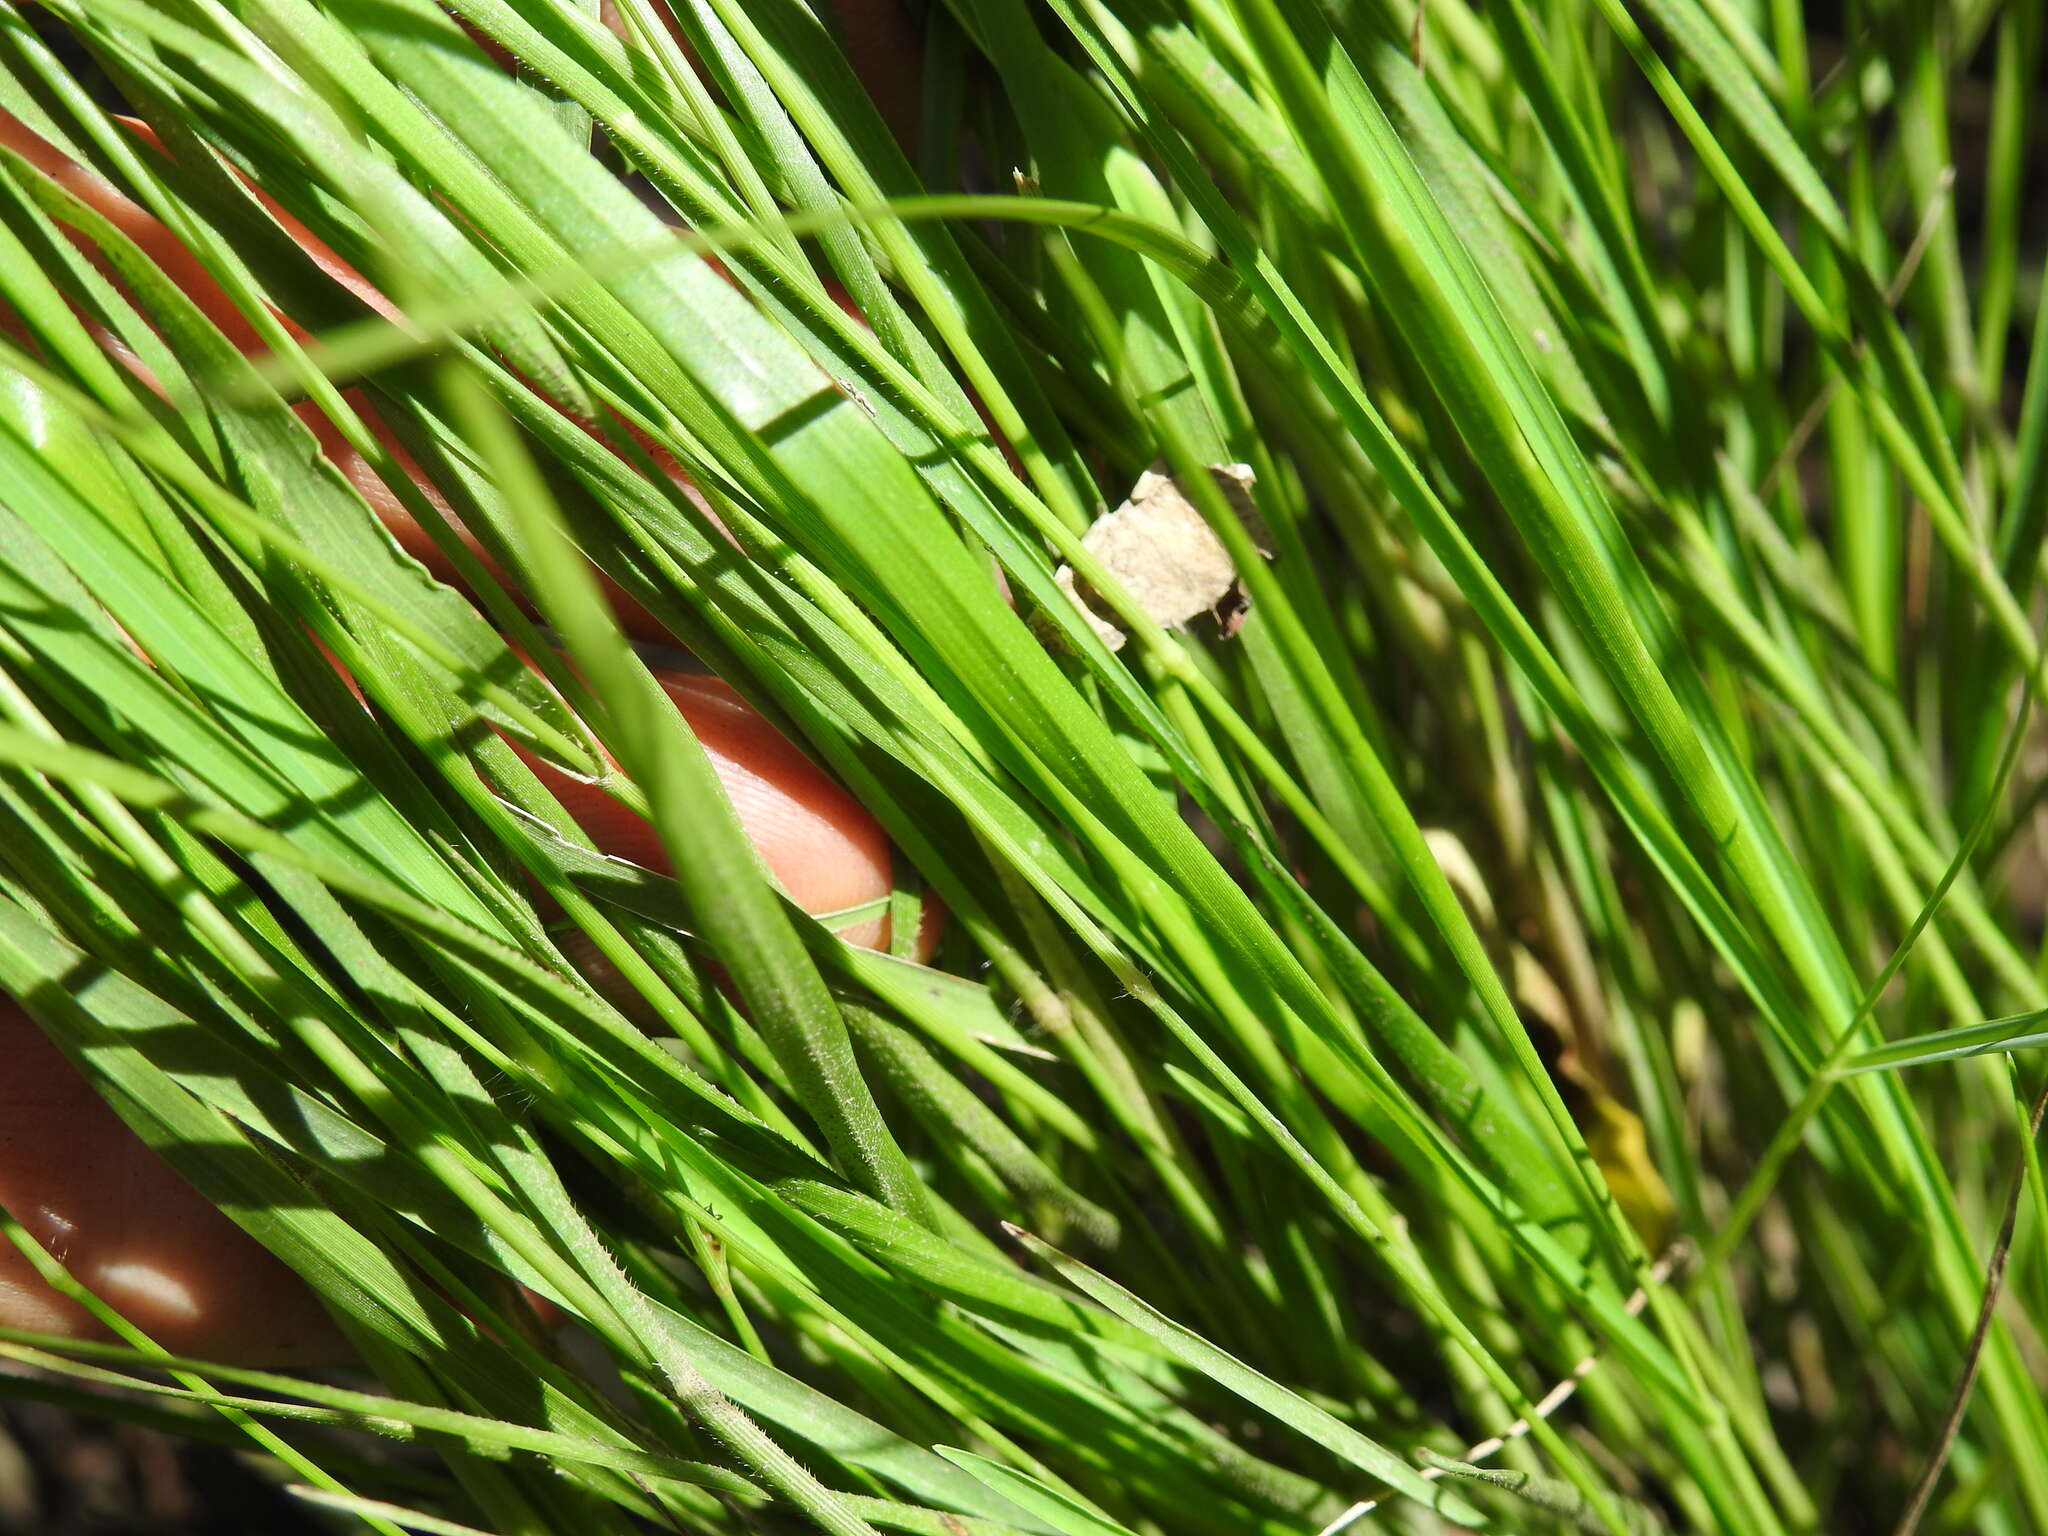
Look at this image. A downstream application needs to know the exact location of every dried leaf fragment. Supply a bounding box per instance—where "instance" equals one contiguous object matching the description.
[1053,463,1267,652]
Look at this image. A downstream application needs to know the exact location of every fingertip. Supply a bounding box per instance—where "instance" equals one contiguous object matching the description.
[0,1002,345,1366]
[515,669,916,949]
[660,675,940,957]
[659,673,898,927]
[912,888,944,961]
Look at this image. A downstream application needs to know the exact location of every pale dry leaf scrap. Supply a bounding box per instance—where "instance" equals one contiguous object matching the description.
[1053,462,1268,652]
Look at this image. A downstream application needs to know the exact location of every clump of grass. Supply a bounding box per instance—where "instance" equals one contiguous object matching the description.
[0,1,2045,1533]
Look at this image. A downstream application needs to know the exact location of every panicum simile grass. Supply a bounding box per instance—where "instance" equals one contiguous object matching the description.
[0,1,2045,1533]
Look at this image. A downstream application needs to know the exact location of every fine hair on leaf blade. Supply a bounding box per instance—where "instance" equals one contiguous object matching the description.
[0,1,2044,1534]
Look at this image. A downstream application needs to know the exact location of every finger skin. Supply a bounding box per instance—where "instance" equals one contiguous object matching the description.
[0,105,932,948]
[0,1006,346,1362]
[0,65,935,1360]
[0,661,924,1361]
[0,102,932,939]
[0,106,350,1363]
[519,670,902,946]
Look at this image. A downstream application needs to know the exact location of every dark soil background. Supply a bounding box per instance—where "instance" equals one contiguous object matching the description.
[0,1397,315,1535]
